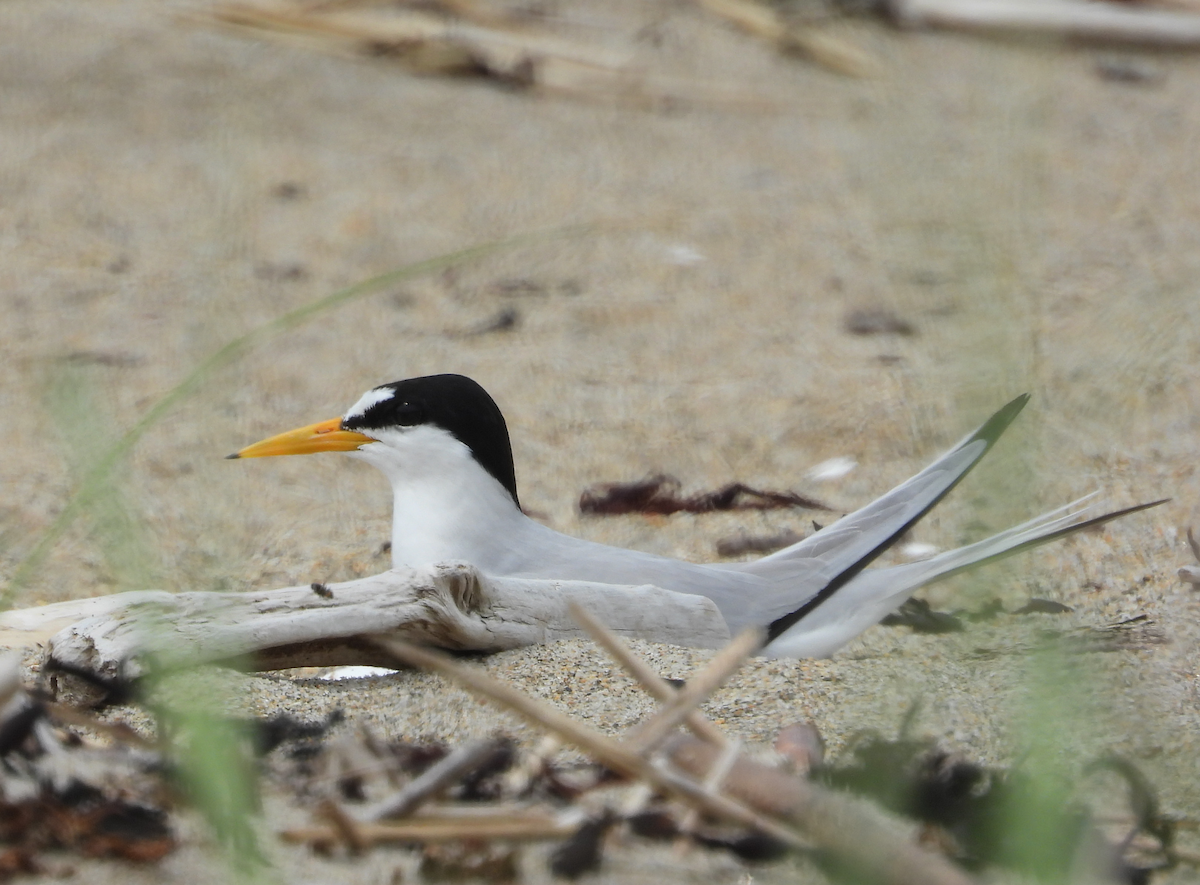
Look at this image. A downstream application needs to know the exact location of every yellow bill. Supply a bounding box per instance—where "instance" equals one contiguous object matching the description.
[228,418,375,459]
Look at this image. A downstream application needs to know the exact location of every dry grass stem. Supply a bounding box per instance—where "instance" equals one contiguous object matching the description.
[676,737,743,836]
[370,634,986,883]
[205,0,781,108]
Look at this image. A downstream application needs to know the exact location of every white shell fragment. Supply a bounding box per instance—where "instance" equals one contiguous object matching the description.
[806,456,857,482]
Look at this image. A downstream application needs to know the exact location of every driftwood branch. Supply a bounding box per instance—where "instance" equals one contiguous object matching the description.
[0,563,729,679]
[664,734,976,885]
[890,0,1200,47]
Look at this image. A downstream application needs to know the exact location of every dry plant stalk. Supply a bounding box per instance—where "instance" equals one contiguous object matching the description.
[318,798,370,853]
[574,607,978,885]
[210,2,627,79]
[205,0,777,108]
[692,0,879,77]
[301,0,515,27]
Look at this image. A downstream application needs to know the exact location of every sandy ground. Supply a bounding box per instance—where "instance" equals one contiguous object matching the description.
[2,0,1200,881]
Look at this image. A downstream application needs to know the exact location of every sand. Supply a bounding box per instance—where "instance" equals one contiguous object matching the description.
[1,0,1199,881]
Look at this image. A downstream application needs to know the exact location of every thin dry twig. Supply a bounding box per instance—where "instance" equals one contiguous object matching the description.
[358,737,508,822]
[567,602,728,747]
[676,737,743,837]
[624,627,763,754]
[373,628,986,885]
[282,810,583,848]
[318,798,369,853]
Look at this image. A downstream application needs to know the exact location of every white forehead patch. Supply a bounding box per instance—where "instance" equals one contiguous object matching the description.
[344,386,395,420]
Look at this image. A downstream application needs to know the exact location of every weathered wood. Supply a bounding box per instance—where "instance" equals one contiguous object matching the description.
[890,0,1200,46]
[0,563,729,678]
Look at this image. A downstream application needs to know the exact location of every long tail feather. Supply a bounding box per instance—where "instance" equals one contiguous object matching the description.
[914,497,1169,588]
[764,497,1167,657]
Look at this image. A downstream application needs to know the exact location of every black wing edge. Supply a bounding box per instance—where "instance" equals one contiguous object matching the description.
[766,393,1031,643]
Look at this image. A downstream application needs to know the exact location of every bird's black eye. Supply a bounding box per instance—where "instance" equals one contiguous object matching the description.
[393,401,424,426]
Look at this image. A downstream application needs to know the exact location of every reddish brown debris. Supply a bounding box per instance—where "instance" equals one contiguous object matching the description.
[0,847,40,879]
[0,797,173,865]
[579,474,830,516]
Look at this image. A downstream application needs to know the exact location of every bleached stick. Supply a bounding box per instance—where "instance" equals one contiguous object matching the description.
[890,0,1200,47]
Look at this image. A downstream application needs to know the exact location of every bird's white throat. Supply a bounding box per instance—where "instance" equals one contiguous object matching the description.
[346,424,526,569]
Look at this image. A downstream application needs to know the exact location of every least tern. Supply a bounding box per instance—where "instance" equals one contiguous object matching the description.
[231,375,1162,657]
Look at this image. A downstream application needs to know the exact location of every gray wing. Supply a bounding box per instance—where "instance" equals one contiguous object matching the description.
[722,394,1030,636]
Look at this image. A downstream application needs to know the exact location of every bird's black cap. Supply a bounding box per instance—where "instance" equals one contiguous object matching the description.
[343,374,520,506]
